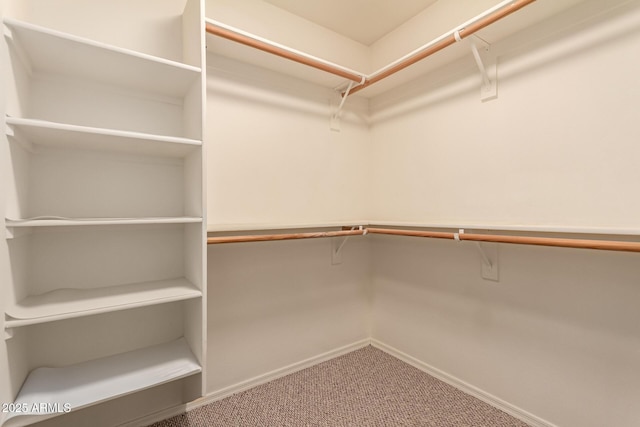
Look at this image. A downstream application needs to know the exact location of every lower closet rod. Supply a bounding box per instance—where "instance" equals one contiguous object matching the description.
[366,228,640,253]
[208,228,366,244]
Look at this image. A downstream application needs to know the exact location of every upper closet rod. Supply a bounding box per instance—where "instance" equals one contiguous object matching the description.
[205,1,535,96]
[205,19,366,83]
[349,0,536,95]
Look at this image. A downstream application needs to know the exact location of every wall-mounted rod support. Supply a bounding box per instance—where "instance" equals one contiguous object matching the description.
[476,242,499,281]
[334,226,355,256]
[332,226,364,264]
[468,38,491,90]
[334,81,354,120]
[475,242,493,267]
[205,19,366,83]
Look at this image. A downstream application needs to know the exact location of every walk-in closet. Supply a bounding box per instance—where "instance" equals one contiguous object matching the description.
[1,0,639,426]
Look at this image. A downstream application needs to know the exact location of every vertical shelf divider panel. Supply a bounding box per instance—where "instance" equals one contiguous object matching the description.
[2,0,207,424]
[181,0,207,398]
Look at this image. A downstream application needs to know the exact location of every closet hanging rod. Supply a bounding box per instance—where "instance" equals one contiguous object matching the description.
[207,228,366,244]
[366,228,640,253]
[205,1,535,96]
[205,19,366,83]
[349,0,536,95]
[208,226,640,253]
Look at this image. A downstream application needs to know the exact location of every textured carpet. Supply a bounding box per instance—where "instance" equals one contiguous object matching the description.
[149,345,529,426]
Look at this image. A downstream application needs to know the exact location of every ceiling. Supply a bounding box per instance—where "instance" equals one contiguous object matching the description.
[262,0,439,46]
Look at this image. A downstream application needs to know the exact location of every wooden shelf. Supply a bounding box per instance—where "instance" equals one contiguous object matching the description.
[6,117,202,157]
[6,216,202,229]
[1,338,201,427]
[4,278,202,328]
[4,18,201,99]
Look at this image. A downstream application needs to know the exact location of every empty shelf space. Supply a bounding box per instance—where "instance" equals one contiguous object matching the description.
[6,216,202,229]
[4,18,201,98]
[4,278,202,328]
[1,338,201,427]
[6,117,202,157]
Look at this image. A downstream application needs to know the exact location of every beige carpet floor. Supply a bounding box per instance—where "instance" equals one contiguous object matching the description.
[149,345,529,426]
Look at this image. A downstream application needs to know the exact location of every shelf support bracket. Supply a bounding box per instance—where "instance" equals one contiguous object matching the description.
[5,225,30,240]
[4,25,34,76]
[4,316,14,340]
[458,32,497,102]
[332,226,365,264]
[6,121,35,153]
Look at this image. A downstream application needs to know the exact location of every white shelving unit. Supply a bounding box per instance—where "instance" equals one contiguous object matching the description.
[1,0,206,425]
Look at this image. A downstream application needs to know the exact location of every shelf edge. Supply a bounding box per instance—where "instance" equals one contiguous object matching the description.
[3,18,202,74]
[5,289,202,329]
[6,217,203,228]
[6,117,202,147]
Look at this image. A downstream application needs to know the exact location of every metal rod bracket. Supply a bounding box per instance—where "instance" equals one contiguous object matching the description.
[331,81,356,132]
[332,226,363,264]
[467,36,497,102]
[476,241,499,281]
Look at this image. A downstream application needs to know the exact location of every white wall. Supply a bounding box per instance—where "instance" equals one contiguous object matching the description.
[369,0,640,231]
[204,3,640,427]
[371,235,640,427]
[204,0,373,394]
[207,236,370,393]
[368,1,640,426]
[206,53,370,230]
[205,0,370,73]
